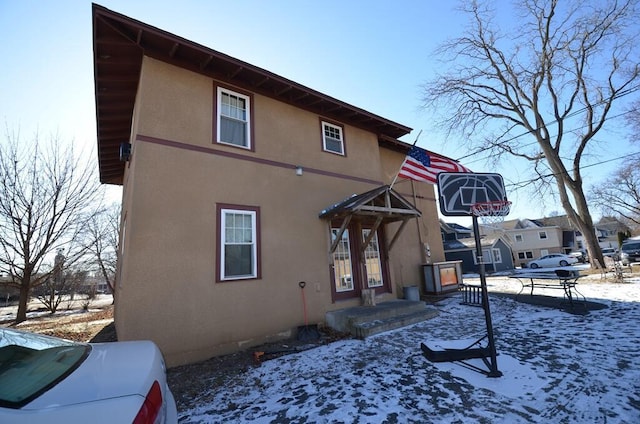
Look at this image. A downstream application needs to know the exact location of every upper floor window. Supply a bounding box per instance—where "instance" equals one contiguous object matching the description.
[538,231,548,240]
[321,121,345,155]
[216,86,251,149]
[514,234,523,243]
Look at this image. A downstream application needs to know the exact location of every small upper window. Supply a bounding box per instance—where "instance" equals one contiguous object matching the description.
[321,121,345,155]
[514,234,523,243]
[539,231,548,240]
[216,87,251,149]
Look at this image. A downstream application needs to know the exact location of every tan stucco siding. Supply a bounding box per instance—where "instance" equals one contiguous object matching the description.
[117,140,385,365]
[135,57,383,183]
[136,57,213,146]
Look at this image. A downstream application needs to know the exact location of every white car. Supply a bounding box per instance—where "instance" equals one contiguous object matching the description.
[527,253,578,269]
[0,328,177,423]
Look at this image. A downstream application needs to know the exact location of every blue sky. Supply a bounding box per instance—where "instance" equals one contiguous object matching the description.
[1,0,636,224]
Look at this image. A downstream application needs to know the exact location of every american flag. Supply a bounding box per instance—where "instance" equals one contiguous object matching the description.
[398,146,472,184]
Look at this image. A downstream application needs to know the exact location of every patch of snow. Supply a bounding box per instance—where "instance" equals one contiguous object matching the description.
[180,276,640,423]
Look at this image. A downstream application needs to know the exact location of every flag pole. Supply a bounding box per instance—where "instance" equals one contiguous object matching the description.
[389,130,422,190]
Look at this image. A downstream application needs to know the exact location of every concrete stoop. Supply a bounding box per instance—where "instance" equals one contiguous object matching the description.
[325,300,439,339]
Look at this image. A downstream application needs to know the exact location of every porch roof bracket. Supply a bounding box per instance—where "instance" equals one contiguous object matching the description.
[329,214,352,254]
[387,217,411,252]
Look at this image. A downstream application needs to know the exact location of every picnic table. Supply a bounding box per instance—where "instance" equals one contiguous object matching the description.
[509,269,585,306]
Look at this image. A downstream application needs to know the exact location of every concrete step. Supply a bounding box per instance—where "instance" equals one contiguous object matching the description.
[350,308,439,339]
[325,300,439,339]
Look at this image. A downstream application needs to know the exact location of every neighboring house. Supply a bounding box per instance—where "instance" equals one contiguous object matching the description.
[440,220,473,242]
[482,218,565,268]
[443,236,514,274]
[533,216,578,252]
[593,216,631,249]
[482,214,632,267]
[532,215,630,252]
[92,6,448,367]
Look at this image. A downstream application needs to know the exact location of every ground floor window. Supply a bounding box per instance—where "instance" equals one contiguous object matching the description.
[473,248,492,264]
[217,204,260,281]
[517,251,534,260]
[492,248,502,263]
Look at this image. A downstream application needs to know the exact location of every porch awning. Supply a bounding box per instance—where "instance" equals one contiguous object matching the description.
[319,185,422,253]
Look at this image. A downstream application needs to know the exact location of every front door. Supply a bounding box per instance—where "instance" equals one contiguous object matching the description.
[330,223,389,301]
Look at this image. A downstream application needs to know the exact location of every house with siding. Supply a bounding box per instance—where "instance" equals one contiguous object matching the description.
[443,235,514,274]
[482,218,566,268]
[92,5,450,366]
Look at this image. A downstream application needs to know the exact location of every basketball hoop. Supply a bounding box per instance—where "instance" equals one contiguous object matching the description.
[471,200,511,226]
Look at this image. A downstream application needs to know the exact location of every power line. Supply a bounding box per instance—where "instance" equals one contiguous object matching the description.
[505,150,640,189]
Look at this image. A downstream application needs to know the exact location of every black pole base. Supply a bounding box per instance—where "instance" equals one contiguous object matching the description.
[421,342,490,362]
[421,340,503,378]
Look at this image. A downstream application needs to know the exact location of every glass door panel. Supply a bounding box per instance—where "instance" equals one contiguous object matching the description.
[332,228,354,292]
[362,229,383,288]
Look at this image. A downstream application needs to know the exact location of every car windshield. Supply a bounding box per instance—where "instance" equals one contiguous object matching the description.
[0,329,90,408]
[623,242,640,251]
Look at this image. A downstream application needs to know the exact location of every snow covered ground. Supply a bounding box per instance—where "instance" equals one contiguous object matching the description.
[181,273,640,423]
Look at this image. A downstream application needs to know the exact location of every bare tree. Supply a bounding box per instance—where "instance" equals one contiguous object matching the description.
[86,203,120,297]
[0,131,102,323]
[591,158,640,230]
[33,250,84,314]
[423,0,640,268]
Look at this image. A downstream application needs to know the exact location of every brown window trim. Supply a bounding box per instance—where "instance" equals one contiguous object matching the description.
[216,203,261,282]
[213,82,256,152]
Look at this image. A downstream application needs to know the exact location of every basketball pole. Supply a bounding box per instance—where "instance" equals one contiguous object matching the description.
[472,214,503,378]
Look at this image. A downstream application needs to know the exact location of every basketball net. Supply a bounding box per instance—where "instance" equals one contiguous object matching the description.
[471,200,511,227]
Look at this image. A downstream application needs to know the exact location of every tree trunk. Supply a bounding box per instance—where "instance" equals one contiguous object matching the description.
[16,280,30,324]
[550,156,604,269]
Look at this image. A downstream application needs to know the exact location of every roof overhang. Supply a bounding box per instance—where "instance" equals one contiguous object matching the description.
[92,4,413,184]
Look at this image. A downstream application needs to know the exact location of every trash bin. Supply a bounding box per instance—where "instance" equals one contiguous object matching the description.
[403,285,419,301]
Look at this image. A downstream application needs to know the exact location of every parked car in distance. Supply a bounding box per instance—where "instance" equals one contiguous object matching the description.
[620,241,640,266]
[568,251,587,263]
[527,253,579,269]
[601,247,618,259]
[0,328,177,424]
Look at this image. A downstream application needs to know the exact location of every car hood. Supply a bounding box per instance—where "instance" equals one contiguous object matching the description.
[23,340,164,410]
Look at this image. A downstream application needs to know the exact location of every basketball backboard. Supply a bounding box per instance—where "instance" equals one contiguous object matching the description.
[437,172,508,217]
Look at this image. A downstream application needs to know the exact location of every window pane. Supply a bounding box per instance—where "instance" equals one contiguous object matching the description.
[325,137,343,153]
[363,229,383,288]
[332,228,353,292]
[220,117,247,147]
[225,245,253,277]
[221,92,246,121]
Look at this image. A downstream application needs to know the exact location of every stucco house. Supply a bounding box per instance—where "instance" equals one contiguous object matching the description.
[92,5,449,366]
